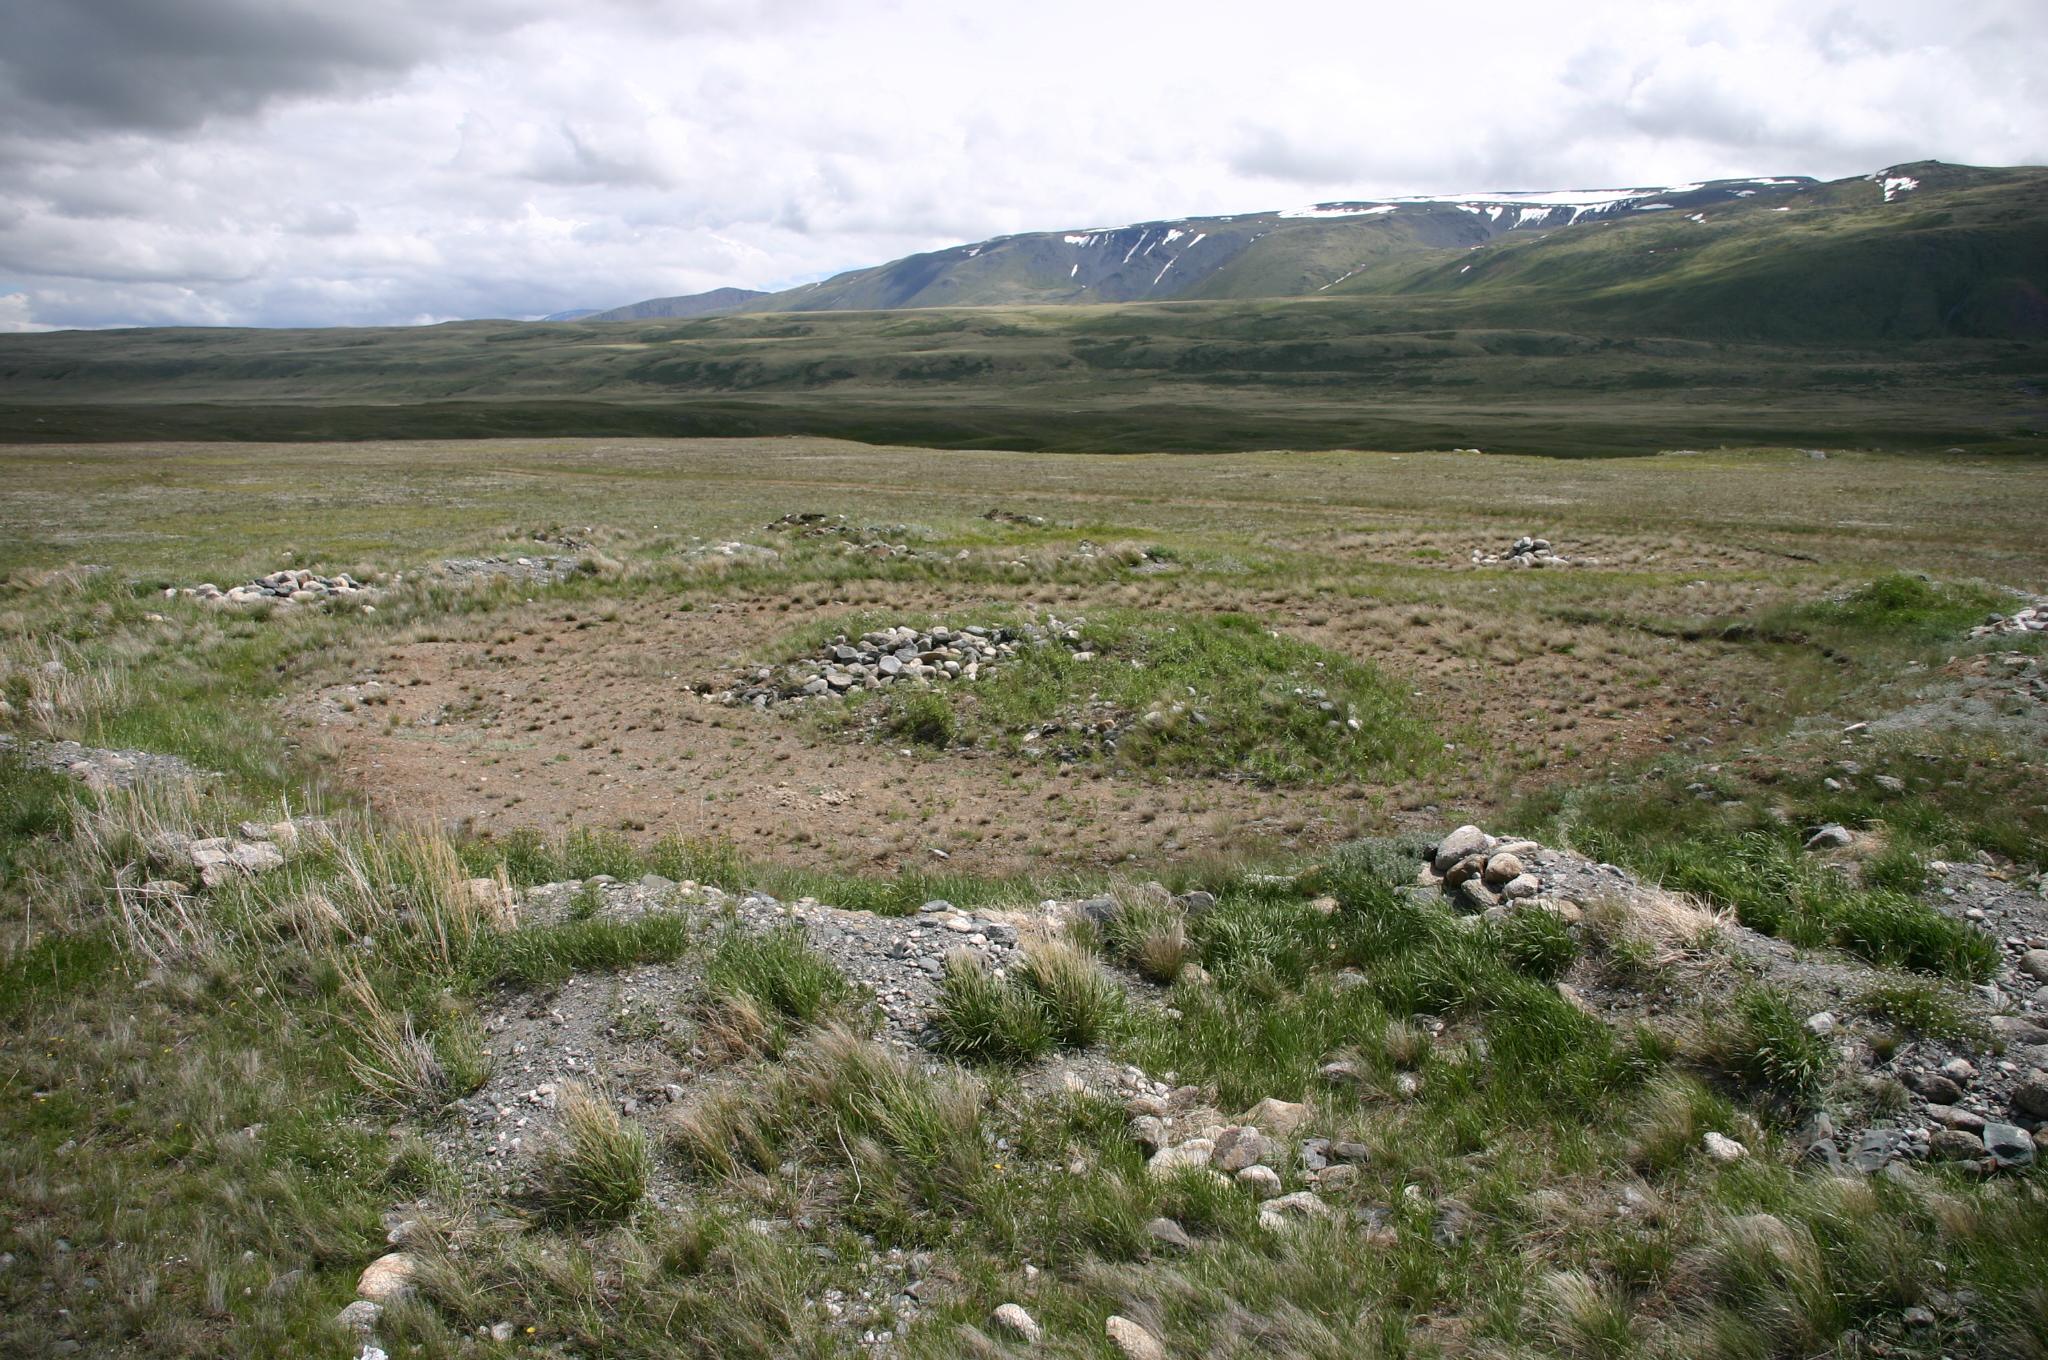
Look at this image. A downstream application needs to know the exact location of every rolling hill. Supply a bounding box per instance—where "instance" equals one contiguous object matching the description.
[1,161,2042,456]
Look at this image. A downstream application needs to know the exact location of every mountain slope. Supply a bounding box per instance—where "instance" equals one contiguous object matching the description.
[705,162,2047,344]
[737,178,1818,312]
[583,287,767,321]
[3,162,2043,457]
[1362,161,2048,342]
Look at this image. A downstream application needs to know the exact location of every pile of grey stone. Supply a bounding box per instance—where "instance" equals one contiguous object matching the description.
[145,817,336,889]
[710,621,1055,708]
[1418,825,1549,911]
[763,513,951,562]
[173,569,377,607]
[678,541,780,566]
[0,735,214,791]
[1971,601,2048,637]
[1470,536,1579,569]
[432,555,580,583]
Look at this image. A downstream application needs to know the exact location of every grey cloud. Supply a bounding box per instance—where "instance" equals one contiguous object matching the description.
[0,0,2042,332]
[0,0,530,138]
[1225,126,1371,186]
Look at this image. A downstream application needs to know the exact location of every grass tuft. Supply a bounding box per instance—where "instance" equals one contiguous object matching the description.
[932,947,1055,1062]
[528,1082,649,1225]
[703,922,856,1027]
[1707,985,1836,1106]
[1013,937,1122,1048]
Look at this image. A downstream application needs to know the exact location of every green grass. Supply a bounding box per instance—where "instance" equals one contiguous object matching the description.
[1708,985,1837,1106]
[833,608,1440,783]
[931,949,1055,1062]
[701,922,857,1027]
[1853,978,1987,1044]
[5,432,2048,1360]
[463,914,697,988]
[933,938,1121,1061]
[525,1083,650,1226]
[1523,777,2003,980]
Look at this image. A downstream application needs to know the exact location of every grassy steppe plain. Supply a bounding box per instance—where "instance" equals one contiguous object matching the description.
[3,302,2044,457]
[2,437,2046,1360]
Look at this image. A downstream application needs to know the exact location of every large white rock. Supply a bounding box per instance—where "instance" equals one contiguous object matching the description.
[1258,1189,1331,1231]
[1432,825,1495,875]
[1146,1138,1215,1177]
[1236,1164,1284,1199]
[1106,1315,1166,1360]
[356,1253,417,1304]
[1240,1098,1309,1138]
[992,1304,1042,1343]
[1702,1132,1748,1162]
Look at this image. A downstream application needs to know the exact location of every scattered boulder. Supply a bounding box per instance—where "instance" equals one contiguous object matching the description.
[1128,1115,1169,1153]
[991,1304,1042,1344]
[1983,1123,2036,1169]
[1804,824,1855,851]
[1146,1139,1215,1177]
[1239,1098,1309,1138]
[2011,1074,2048,1120]
[1106,1315,1167,1360]
[1801,1139,1843,1172]
[1431,826,1494,876]
[1421,825,1556,909]
[1900,1069,1967,1106]
[1258,1190,1331,1231]
[1969,601,2048,638]
[707,621,1038,709]
[1236,1164,1284,1199]
[1929,1129,1986,1161]
[1472,537,1577,568]
[1211,1125,1284,1172]
[178,569,378,608]
[355,1253,416,1304]
[333,1300,383,1336]
[1702,1132,1748,1162]
[1145,1217,1194,1252]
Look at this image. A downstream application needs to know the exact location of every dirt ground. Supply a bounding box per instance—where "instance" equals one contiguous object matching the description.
[294,578,1772,874]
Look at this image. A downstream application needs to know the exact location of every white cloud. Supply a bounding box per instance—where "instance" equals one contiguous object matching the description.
[0,292,57,332]
[0,0,2042,328]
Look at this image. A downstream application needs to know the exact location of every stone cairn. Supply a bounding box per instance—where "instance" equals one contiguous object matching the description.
[763,513,952,562]
[1417,824,1547,911]
[172,569,377,607]
[707,615,1098,709]
[1972,601,2048,638]
[1470,536,1584,569]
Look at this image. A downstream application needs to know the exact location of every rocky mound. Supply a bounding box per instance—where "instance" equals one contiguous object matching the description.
[1971,600,2048,637]
[1469,536,1596,568]
[170,568,377,607]
[706,616,1098,709]
[0,735,216,790]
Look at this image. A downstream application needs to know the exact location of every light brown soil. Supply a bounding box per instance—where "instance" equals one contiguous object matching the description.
[297,577,1772,872]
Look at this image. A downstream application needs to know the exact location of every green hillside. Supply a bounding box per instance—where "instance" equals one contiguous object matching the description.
[1366,162,2048,343]
[1,163,2043,456]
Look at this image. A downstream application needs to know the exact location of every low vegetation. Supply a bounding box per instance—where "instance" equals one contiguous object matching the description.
[1,436,2044,1360]
[853,608,1437,783]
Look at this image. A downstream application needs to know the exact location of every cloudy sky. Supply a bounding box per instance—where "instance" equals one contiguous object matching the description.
[2,0,2043,331]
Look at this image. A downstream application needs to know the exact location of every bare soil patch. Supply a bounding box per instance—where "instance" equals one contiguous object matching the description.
[298,577,1774,872]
